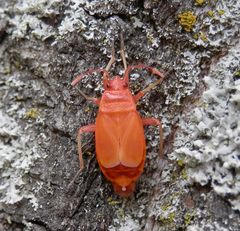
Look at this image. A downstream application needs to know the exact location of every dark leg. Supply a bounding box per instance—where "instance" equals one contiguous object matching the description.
[142,118,164,159]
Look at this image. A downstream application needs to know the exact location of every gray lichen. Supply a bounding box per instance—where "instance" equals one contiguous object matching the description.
[0,73,49,210]
[0,109,40,209]
[173,43,240,211]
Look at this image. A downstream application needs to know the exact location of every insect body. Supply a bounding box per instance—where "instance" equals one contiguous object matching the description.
[72,36,165,196]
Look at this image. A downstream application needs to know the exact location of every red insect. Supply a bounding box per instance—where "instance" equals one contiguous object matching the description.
[71,35,165,196]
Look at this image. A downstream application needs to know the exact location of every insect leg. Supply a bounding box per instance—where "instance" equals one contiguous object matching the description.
[120,32,127,70]
[123,63,166,87]
[72,68,109,105]
[134,77,163,102]
[125,64,165,80]
[75,88,100,105]
[77,124,95,170]
[142,118,164,159]
[72,68,109,86]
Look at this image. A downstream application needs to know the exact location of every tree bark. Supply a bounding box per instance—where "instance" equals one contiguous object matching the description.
[0,0,239,230]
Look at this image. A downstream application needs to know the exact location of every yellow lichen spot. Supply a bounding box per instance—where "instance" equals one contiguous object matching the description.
[177,159,184,167]
[218,9,225,15]
[184,212,195,225]
[195,0,205,6]
[146,32,154,44]
[25,108,39,119]
[178,11,197,32]
[107,197,121,206]
[200,32,208,42]
[159,212,175,224]
[234,70,240,78]
[193,33,199,40]
[162,204,171,211]
[168,212,175,223]
[181,168,188,180]
[207,10,214,17]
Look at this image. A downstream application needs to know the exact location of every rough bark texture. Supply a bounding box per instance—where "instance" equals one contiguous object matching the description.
[0,0,240,231]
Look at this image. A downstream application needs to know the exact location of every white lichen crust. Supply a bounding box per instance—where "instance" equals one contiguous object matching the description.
[173,42,240,211]
[0,110,39,209]
[0,73,48,211]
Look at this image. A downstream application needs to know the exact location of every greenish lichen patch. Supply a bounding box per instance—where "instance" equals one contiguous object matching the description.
[107,197,122,206]
[184,212,195,226]
[159,211,175,224]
